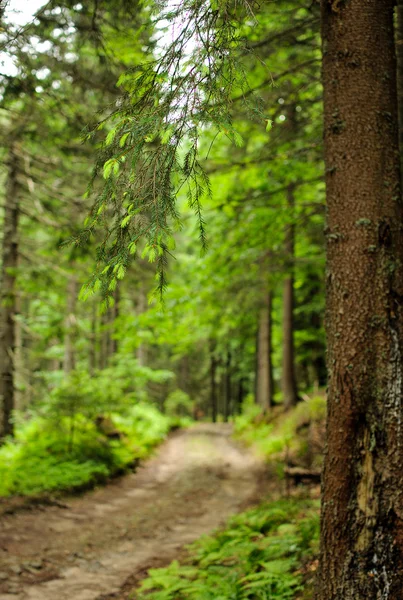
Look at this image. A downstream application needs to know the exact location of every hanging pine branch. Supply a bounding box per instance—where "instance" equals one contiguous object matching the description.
[76,0,264,304]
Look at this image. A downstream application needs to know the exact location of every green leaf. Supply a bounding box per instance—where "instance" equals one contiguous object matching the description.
[108,278,117,291]
[121,215,131,228]
[233,131,244,147]
[116,265,126,280]
[105,128,117,146]
[119,132,130,147]
[103,159,119,179]
[160,126,174,144]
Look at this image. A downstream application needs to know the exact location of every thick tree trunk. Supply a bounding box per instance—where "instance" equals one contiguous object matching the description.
[0,147,19,439]
[397,0,403,179]
[63,276,77,375]
[282,186,299,409]
[256,292,274,411]
[317,1,403,598]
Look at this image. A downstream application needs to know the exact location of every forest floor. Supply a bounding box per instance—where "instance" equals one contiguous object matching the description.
[0,423,268,600]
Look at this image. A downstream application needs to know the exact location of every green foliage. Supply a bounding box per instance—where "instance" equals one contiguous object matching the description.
[234,395,326,465]
[0,403,171,497]
[133,498,320,600]
[79,0,267,299]
[165,390,193,418]
[44,358,174,423]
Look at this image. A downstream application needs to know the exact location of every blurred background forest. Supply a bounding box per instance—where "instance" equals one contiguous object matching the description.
[0,0,325,496]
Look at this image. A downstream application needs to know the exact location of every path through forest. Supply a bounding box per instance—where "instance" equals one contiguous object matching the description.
[0,424,267,600]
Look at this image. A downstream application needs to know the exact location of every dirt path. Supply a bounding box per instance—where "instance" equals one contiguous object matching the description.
[0,424,267,600]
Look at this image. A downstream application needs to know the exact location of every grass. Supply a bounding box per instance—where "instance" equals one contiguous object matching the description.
[131,497,320,600]
[0,403,176,497]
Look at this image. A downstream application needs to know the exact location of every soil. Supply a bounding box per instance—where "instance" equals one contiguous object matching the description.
[0,423,268,600]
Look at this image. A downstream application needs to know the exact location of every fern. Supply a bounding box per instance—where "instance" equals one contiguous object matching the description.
[133,498,320,600]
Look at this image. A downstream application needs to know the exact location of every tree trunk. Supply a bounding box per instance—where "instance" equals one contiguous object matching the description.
[224,351,231,421]
[89,302,97,375]
[397,0,403,180]
[256,291,274,411]
[109,287,120,357]
[14,292,24,410]
[63,276,77,375]
[282,185,299,408]
[0,147,19,439]
[99,309,109,370]
[236,377,244,415]
[210,346,217,423]
[317,1,403,598]
[136,286,147,366]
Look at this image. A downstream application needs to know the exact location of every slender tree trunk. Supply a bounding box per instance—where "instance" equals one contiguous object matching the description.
[136,286,147,366]
[0,147,19,439]
[89,302,97,375]
[282,185,299,409]
[14,292,24,410]
[210,345,217,423]
[109,287,120,357]
[99,309,109,370]
[224,351,231,421]
[236,377,244,415]
[317,1,403,598]
[63,276,77,375]
[256,291,274,411]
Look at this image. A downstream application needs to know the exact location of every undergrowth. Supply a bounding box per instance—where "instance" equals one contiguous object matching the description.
[234,395,326,470]
[0,403,177,497]
[132,497,320,600]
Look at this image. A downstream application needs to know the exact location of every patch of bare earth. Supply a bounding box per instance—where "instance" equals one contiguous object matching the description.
[0,424,268,600]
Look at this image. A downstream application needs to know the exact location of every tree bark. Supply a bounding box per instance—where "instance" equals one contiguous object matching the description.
[282,185,299,408]
[317,1,403,598]
[0,147,19,439]
[256,291,274,411]
[397,0,403,180]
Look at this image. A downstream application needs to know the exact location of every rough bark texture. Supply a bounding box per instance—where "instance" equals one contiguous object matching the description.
[256,292,273,411]
[317,1,403,598]
[282,186,299,409]
[0,148,19,439]
[397,0,403,179]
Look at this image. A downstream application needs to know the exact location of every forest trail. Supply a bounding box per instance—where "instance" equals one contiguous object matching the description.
[0,424,267,600]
